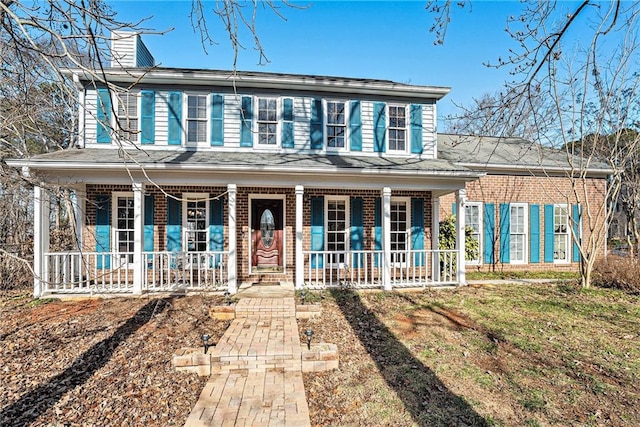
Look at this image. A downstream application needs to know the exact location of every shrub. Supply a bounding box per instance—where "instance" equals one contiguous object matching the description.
[592,255,640,294]
[438,215,479,261]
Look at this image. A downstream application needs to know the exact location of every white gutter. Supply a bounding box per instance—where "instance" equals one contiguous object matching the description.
[455,162,613,178]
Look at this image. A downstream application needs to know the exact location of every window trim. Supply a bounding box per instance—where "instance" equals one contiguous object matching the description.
[387,104,408,153]
[465,202,483,265]
[184,92,209,147]
[324,99,349,152]
[254,96,281,147]
[111,192,135,263]
[390,197,411,265]
[324,196,350,266]
[509,203,528,265]
[182,193,209,253]
[553,204,570,263]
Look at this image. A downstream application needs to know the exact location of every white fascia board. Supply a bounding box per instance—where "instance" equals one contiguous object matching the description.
[62,68,451,101]
[455,162,613,178]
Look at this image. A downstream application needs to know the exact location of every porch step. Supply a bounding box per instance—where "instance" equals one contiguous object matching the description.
[233,297,296,318]
[236,282,295,299]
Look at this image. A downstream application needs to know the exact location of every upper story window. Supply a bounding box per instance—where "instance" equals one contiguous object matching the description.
[326,101,347,149]
[257,97,278,145]
[510,203,528,264]
[465,202,482,264]
[554,204,570,262]
[388,105,407,152]
[117,92,139,142]
[187,94,208,145]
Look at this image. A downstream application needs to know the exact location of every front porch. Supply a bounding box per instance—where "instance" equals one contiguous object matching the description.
[33,183,469,297]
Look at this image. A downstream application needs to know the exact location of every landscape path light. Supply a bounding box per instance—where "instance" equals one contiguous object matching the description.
[304,329,314,350]
[201,334,212,354]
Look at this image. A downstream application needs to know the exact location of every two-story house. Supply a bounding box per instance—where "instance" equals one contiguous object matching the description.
[8,32,609,298]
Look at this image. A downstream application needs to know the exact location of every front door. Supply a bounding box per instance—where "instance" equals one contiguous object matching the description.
[251,199,284,273]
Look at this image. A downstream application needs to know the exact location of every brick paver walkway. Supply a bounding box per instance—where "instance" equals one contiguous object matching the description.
[184,297,311,427]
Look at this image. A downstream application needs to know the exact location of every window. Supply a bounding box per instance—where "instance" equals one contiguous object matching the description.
[554,205,570,262]
[326,198,348,264]
[510,204,528,263]
[183,195,208,252]
[117,92,139,142]
[257,97,278,145]
[186,94,207,145]
[113,194,134,263]
[465,203,482,264]
[388,105,407,152]
[390,199,410,264]
[326,101,346,149]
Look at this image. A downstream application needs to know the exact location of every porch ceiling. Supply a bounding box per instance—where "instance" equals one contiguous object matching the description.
[9,148,484,191]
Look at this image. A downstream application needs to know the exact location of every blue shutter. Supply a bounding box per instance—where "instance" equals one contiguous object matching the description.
[144,194,154,252]
[373,102,386,153]
[282,98,294,148]
[452,202,457,217]
[374,197,382,266]
[484,203,495,264]
[210,197,224,266]
[240,96,253,147]
[95,195,111,269]
[96,88,111,144]
[410,104,423,154]
[411,198,425,266]
[210,94,224,146]
[530,204,540,263]
[167,91,182,146]
[166,197,182,252]
[310,98,323,149]
[544,205,554,263]
[140,90,155,144]
[349,100,362,151]
[350,197,364,267]
[310,197,324,268]
[573,204,581,262]
[500,203,510,263]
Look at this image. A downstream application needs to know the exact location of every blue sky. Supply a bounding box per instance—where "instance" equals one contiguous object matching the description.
[108,1,543,119]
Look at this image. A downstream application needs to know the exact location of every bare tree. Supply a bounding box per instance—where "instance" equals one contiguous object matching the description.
[427,1,640,288]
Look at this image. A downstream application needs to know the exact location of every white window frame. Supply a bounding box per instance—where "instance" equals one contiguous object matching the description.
[324,99,349,152]
[465,202,483,265]
[182,193,209,253]
[387,104,408,153]
[553,204,570,263]
[324,196,350,266]
[390,197,411,265]
[116,91,140,142]
[509,203,528,264]
[185,93,209,147]
[111,192,135,264]
[254,96,280,147]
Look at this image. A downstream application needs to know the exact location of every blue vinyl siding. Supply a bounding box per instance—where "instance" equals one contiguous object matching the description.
[374,198,382,266]
[310,197,324,268]
[210,198,224,265]
[350,197,364,267]
[349,100,362,151]
[240,96,253,147]
[96,88,111,144]
[530,204,540,263]
[282,98,294,148]
[544,204,554,263]
[410,104,423,154]
[310,98,323,149]
[500,203,510,263]
[95,195,111,269]
[373,102,386,153]
[210,94,224,146]
[166,197,182,252]
[573,204,581,262]
[411,198,424,266]
[167,91,182,146]
[144,194,154,252]
[484,203,495,264]
[140,90,155,144]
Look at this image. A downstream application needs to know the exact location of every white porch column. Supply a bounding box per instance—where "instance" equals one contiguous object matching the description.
[132,182,144,294]
[456,189,467,286]
[295,185,304,289]
[432,197,440,282]
[227,184,238,294]
[33,186,50,298]
[73,185,86,251]
[382,187,392,291]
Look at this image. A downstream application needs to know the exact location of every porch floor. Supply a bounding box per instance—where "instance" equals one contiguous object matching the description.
[184,294,310,427]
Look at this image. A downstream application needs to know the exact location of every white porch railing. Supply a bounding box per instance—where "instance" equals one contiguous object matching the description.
[42,251,228,294]
[302,249,458,289]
